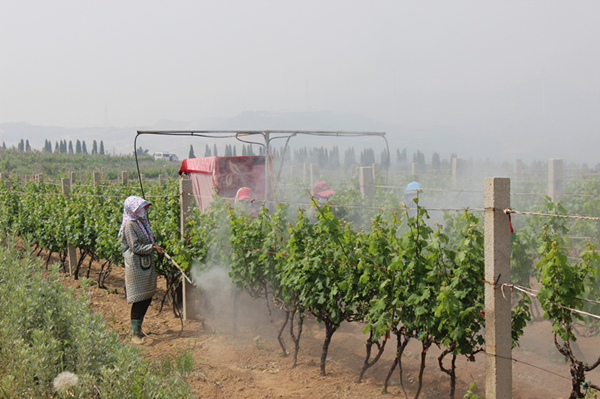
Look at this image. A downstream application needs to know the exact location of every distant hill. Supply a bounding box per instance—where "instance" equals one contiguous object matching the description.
[2,87,599,165]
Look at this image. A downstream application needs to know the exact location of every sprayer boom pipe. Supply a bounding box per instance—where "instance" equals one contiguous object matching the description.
[163,252,192,284]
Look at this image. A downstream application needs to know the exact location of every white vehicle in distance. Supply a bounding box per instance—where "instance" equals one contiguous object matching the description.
[153,152,179,162]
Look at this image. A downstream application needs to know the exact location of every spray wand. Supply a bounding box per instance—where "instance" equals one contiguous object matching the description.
[162,251,193,284]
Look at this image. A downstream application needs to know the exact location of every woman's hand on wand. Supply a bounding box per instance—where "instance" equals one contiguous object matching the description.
[153,245,164,255]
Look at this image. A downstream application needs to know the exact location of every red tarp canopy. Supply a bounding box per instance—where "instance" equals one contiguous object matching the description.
[179,155,266,211]
[178,157,217,175]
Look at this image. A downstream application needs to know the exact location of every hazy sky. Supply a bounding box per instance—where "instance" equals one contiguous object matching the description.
[1,1,599,161]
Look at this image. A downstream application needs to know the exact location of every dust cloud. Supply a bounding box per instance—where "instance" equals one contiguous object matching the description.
[190,263,280,341]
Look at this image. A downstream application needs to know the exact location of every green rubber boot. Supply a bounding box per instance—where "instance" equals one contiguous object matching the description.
[131,319,144,345]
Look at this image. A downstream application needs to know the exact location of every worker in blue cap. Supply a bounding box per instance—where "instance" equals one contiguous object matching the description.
[404,181,422,218]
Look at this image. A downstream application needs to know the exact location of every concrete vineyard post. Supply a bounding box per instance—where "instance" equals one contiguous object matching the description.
[61,177,71,198]
[303,163,309,185]
[121,171,128,185]
[159,175,163,184]
[452,158,467,188]
[71,171,77,185]
[179,178,198,320]
[372,163,379,180]
[513,160,524,185]
[93,172,101,187]
[513,159,524,175]
[411,162,419,179]
[548,158,563,202]
[0,173,10,190]
[484,177,512,399]
[101,167,105,177]
[452,159,458,185]
[62,178,77,276]
[359,167,374,200]
[1,173,10,190]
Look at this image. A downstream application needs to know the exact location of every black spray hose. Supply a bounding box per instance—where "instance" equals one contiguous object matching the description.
[142,251,190,341]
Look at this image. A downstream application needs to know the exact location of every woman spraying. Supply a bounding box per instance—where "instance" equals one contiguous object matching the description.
[118,196,164,344]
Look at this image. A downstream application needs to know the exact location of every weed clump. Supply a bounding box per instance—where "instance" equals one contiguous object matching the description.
[0,235,191,398]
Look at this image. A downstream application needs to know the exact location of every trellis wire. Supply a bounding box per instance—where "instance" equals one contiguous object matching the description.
[505,208,600,221]
[374,185,600,198]
[504,283,600,320]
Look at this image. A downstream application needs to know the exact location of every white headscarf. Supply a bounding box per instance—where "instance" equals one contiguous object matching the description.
[118,196,155,243]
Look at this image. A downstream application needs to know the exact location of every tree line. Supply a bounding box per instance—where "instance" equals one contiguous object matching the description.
[185,143,458,172]
[188,143,262,159]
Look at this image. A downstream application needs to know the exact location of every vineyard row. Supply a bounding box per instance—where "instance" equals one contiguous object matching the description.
[1,176,600,398]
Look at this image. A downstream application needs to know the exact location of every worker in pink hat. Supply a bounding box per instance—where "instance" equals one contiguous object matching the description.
[235,187,258,217]
[312,181,335,204]
[308,181,337,222]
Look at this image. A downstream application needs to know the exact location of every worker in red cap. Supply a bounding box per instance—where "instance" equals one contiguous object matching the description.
[235,187,258,217]
[312,181,335,204]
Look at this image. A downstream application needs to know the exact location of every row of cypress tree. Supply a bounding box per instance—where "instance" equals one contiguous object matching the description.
[188,143,257,159]
[186,143,452,171]
[5,139,106,155]
[35,139,105,155]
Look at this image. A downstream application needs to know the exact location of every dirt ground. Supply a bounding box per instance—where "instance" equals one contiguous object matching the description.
[37,247,600,399]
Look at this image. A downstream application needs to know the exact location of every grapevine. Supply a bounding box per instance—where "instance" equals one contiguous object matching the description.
[1,171,600,398]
